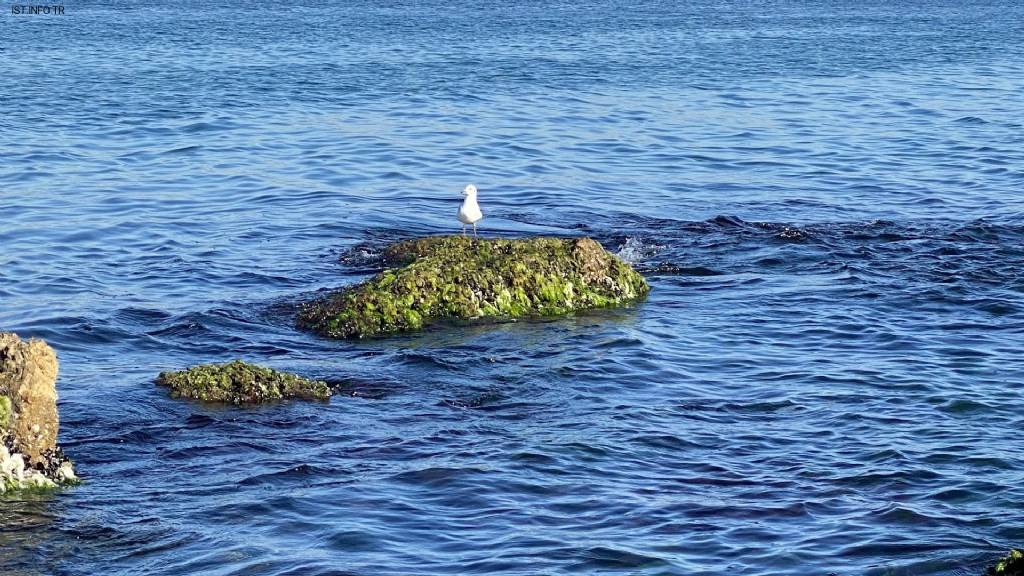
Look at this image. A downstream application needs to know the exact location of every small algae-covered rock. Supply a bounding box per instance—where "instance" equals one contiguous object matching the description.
[0,332,76,493]
[156,360,331,404]
[988,550,1024,576]
[298,235,650,339]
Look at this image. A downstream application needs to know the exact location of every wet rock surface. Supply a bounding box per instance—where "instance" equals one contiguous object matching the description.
[0,333,76,493]
[156,360,331,404]
[298,235,650,339]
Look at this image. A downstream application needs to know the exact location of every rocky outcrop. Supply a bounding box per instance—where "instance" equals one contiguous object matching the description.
[0,333,76,493]
[297,235,650,339]
[988,550,1024,576]
[157,360,331,404]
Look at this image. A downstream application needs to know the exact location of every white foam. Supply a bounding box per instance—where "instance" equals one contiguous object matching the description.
[616,237,658,264]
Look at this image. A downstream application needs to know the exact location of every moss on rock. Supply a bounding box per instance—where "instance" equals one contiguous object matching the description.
[0,395,11,431]
[156,360,331,404]
[298,235,650,339]
[988,550,1024,576]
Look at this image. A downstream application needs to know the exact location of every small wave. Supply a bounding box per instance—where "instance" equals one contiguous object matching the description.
[615,236,661,264]
[954,115,989,124]
[636,263,722,276]
[180,121,235,133]
[164,145,202,155]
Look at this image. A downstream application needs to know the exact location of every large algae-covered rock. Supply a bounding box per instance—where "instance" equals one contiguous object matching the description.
[156,360,331,404]
[298,235,650,339]
[0,333,77,493]
[988,550,1024,576]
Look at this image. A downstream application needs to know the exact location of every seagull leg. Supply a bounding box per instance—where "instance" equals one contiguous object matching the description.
[473,223,478,238]
[462,224,466,236]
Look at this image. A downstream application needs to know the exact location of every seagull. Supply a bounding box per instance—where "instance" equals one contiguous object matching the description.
[458,184,483,237]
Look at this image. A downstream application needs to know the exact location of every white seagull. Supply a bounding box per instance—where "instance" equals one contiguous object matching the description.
[458,184,483,237]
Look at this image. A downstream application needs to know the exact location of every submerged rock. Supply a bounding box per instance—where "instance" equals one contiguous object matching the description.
[988,550,1024,576]
[0,333,77,493]
[298,235,650,339]
[156,360,331,404]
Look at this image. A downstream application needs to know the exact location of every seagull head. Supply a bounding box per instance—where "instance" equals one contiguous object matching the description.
[461,184,477,198]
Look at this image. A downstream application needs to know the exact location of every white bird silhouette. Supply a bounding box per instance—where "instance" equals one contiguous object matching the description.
[457,184,483,237]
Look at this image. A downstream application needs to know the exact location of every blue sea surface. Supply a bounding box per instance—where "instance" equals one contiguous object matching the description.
[2,1,1023,574]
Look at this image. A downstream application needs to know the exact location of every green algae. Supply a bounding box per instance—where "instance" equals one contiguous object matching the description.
[988,550,1024,576]
[0,396,10,431]
[156,360,331,404]
[298,235,650,339]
